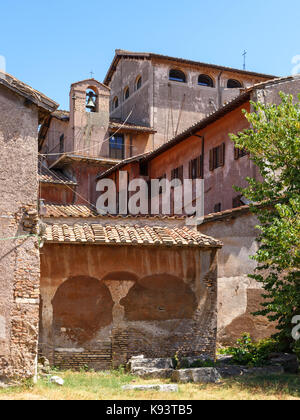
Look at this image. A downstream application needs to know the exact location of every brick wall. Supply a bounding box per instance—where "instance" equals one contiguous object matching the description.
[0,85,40,379]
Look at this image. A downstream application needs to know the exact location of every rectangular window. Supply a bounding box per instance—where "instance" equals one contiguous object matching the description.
[189,155,203,179]
[171,166,183,183]
[209,143,225,171]
[59,134,64,154]
[214,203,222,213]
[109,134,124,160]
[234,147,249,160]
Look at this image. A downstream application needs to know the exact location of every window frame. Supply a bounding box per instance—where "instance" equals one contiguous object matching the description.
[109,134,125,160]
[198,74,214,87]
[227,79,243,89]
[169,69,186,83]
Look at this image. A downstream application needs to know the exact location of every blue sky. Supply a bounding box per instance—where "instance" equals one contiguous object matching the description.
[1,0,299,109]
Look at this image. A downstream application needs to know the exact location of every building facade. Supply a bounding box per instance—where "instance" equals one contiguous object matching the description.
[105,50,275,148]
[0,72,57,379]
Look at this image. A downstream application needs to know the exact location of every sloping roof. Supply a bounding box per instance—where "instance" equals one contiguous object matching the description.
[42,221,222,248]
[39,165,77,185]
[104,49,277,86]
[43,204,185,220]
[109,119,156,134]
[0,72,58,113]
[50,154,121,169]
[97,152,152,180]
[51,110,70,121]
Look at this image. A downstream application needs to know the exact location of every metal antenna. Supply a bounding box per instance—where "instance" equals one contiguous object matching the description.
[242,50,247,70]
[90,70,95,78]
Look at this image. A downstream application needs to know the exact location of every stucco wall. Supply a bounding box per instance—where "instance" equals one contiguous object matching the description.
[199,211,276,345]
[40,243,218,369]
[0,84,40,378]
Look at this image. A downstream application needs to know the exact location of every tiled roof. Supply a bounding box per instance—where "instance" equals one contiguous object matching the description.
[109,119,156,133]
[39,166,77,185]
[42,222,222,248]
[43,204,185,220]
[0,71,58,112]
[97,152,152,180]
[51,110,70,121]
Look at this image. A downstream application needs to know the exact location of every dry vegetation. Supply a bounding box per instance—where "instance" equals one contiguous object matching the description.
[0,370,300,400]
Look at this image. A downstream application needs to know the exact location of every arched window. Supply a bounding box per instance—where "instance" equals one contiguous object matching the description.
[169,69,186,83]
[198,74,214,87]
[124,86,130,100]
[112,96,119,110]
[227,79,242,88]
[136,75,142,90]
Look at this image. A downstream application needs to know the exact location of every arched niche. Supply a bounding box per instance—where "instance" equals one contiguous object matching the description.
[120,274,197,322]
[52,276,113,344]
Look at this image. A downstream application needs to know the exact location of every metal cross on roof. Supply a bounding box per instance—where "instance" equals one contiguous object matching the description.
[90,70,95,78]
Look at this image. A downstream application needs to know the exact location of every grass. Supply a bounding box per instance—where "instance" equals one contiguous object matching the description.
[0,370,300,400]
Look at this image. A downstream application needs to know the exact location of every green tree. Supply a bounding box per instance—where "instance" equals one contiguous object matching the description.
[230,92,300,354]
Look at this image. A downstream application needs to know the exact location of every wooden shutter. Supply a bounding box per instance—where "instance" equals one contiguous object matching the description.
[178,166,183,183]
[209,149,214,171]
[189,161,192,179]
[197,156,202,178]
[220,143,225,167]
[234,147,240,160]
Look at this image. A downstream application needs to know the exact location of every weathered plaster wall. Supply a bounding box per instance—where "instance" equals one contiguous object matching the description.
[40,243,218,369]
[199,211,276,345]
[109,58,152,127]
[0,84,40,378]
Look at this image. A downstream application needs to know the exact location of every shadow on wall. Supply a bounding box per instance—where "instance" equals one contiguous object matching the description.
[52,276,114,344]
[121,274,197,321]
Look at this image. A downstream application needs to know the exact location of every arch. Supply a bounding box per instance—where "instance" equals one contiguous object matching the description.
[227,79,243,88]
[124,86,130,100]
[169,69,186,83]
[198,74,214,87]
[112,96,119,110]
[135,75,142,91]
[52,276,114,344]
[120,274,197,322]
[86,86,98,113]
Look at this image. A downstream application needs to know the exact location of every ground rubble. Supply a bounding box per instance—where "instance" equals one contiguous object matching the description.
[127,353,299,384]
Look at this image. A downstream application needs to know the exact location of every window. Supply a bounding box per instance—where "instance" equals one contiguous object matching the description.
[113,96,119,110]
[169,69,186,83]
[227,79,242,88]
[214,203,222,213]
[209,143,225,171]
[109,134,124,160]
[136,75,142,90]
[189,156,203,179]
[124,86,130,100]
[140,161,148,177]
[198,74,214,87]
[233,195,243,209]
[59,134,64,154]
[171,166,184,183]
[234,146,249,160]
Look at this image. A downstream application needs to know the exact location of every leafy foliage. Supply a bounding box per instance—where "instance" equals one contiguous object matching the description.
[230,93,300,353]
[220,333,278,367]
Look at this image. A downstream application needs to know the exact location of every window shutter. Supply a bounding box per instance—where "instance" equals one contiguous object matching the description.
[209,149,214,171]
[197,156,202,178]
[178,166,183,183]
[189,161,192,179]
[234,147,240,160]
[220,143,225,167]
[171,169,175,180]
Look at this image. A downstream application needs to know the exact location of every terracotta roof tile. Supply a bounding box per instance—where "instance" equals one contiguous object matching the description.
[43,221,222,248]
[39,166,77,185]
[43,204,186,220]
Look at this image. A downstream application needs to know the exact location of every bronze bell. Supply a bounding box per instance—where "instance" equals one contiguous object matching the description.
[86,92,96,110]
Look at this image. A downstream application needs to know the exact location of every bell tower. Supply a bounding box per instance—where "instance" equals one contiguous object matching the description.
[68,79,110,158]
